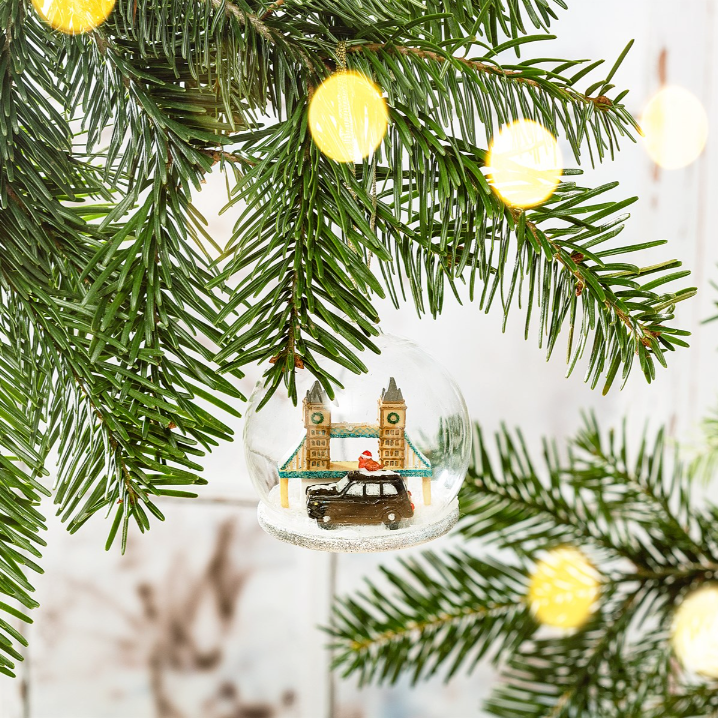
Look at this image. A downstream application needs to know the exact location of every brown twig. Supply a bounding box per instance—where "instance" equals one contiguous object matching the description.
[348,43,614,109]
[349,601,519,654]
[207,0,312,69]
[260,0,284,19]
[509,206,655,348]
[200,148,257,167]
[207,0,274,44]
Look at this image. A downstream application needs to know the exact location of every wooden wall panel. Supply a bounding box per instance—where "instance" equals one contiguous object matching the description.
[20,501,309,718]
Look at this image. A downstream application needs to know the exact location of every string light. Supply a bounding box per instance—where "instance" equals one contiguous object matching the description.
[641,86,708,170]
[527,546,601,629]
[308,71,388,163]
[486,119,563,209]
[672,584,718,678]
[31,0,115,33]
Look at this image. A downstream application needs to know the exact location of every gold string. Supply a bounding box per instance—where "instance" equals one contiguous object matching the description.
[336,40,376,271]
[336,40,353,171]
[367,152,377,270]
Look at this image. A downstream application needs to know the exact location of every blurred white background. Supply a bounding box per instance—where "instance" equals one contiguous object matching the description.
[3,1,718,716]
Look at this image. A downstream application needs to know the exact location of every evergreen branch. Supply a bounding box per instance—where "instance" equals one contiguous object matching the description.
[0,295,52,678]
[0,0,703,695]
[458,424,641,559]
[460,417,715,571]
[2,2,244,562]
[223,90,691,400]
[514,207,661,356]
[660,687,718,717]
[58,28,255,548]
[101,0,635,165]
[269,0,568,47]
[335,414,718,712]
[328,551,534,685]
[212,113,387,403]
[206,0,314,68]
[348,41,614,108]
[77,0,691,401]
[618,632,675,718]
[486,589,642,718]
[369,122,693,392]
[572,415,709,561]
[274,9,638,163]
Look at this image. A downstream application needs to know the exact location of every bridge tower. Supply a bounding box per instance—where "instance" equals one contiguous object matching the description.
[303,381,331,471]
[378,377,406,470]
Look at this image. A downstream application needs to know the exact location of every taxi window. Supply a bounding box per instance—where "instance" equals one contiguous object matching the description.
[366,484,380,496]
[346,483,364,497]
[383,484,398,496]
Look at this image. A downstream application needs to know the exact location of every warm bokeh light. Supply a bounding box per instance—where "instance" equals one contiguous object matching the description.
[31,0,115,33]
[641,86,708,170]
[486,119,563,209]
[672,584,718,678]
[308,71,388,163]
[527,546,601,629]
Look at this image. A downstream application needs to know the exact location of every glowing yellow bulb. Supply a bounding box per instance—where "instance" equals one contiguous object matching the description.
[486,119,562,209]
[527,547,601,629]
[308,71,388,163]
[672,584,718,678]
[641,86,708,170]
[32,0,115,33]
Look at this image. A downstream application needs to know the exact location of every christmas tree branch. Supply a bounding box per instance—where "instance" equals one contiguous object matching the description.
[333,415,718,713]
[488,589,643,717]
[458,425,643,561]
[0,7,247,558]
[75,0,692,403]
[348,40,616,108]
[329,551,534,685]
[211,113,388,403]
[460,417,716,570]
[0,296,52,679]
[572,417,708,560]
[265,0,568,49]
[0,0,703,689]
[661,687,718,717]
[413,0,569,45]
[365,119,693,392]
[347,39,637,165]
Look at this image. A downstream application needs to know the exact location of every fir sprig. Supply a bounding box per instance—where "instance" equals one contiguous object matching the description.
[58,0,694,404]
[330,416,718,716]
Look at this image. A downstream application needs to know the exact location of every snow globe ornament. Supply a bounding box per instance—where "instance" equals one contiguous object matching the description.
[244,334,471,552]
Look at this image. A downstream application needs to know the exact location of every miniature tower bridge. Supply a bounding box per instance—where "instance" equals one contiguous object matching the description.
[278,378,432,509]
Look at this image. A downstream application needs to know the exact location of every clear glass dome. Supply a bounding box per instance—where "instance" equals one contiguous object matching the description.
[243,334,471,552]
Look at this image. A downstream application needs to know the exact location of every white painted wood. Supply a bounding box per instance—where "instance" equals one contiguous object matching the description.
[25,500,310,718]
[295,551,336,718]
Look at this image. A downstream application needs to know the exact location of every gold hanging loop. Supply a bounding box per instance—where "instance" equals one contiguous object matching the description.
[336,39,347,70]
[336,40,376,272]
[367,152,377,270]
[336,40,356,187]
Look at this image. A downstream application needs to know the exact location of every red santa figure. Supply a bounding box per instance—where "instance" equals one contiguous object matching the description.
[358,450,384,472]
